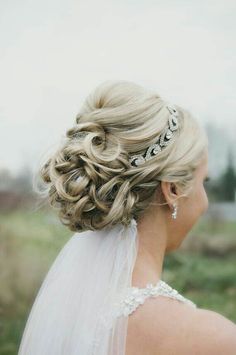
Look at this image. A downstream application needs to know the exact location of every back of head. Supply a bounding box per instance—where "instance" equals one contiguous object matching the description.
[36,80,208,232]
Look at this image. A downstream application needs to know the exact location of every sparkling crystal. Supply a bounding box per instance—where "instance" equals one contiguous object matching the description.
[128,103,179,167]
[172,116,178,124]
[166,129,173,139]
[153,144,161,154]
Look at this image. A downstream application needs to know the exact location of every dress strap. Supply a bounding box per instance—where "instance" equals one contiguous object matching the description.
[114,280,197,317]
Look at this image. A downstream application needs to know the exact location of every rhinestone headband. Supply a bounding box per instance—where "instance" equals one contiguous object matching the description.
[129,104,179,167]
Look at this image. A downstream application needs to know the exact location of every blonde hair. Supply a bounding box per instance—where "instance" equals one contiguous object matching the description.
[35,80,208,232]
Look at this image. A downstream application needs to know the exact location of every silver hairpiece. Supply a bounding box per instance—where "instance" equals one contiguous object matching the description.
[129,104,179,167]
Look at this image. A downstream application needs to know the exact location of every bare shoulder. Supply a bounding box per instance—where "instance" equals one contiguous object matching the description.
[125,295,236,355]
[188,307,236,354]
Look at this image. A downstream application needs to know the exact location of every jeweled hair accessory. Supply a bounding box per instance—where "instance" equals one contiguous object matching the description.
[129,104,179,167]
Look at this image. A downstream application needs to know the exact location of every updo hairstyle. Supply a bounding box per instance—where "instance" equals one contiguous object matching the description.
[36,80,208,232]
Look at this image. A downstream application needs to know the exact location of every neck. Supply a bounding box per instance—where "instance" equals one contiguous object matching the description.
[131,209,168,288]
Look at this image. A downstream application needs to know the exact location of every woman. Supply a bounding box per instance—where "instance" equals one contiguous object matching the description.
[18,80,236,354]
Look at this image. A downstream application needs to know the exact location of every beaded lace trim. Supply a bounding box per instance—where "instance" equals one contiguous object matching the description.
[114,280,197,317]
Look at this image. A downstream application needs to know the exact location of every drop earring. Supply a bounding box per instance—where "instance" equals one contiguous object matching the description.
[171,202,178,219]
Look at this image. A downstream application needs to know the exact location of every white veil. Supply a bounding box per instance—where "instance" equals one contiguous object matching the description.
[18,217,139,355]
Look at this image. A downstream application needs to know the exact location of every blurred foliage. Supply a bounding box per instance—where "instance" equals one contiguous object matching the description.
[0,209,71,355]
[207,148,236,202]
[217,149,236,201]
[0,209,235,354]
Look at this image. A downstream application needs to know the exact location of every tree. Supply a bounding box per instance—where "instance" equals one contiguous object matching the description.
[218,148,236,202]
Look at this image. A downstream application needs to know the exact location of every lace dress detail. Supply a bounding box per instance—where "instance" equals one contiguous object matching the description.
[114,280,197,317]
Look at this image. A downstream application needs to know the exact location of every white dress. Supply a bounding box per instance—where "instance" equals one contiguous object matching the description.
[114,279,197,318]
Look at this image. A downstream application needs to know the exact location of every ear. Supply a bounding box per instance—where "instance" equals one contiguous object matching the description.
[159,180,178,209]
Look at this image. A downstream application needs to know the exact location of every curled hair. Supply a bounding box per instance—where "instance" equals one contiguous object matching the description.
[34,80,208,232]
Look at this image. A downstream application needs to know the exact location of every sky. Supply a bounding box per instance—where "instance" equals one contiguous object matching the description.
[0,0,236,177]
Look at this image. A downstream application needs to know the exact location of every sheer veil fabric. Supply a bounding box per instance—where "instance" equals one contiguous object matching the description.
[18,218,139,355]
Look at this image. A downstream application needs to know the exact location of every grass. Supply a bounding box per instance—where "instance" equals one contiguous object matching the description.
[0,208,236,355]
[0,208,71,355]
